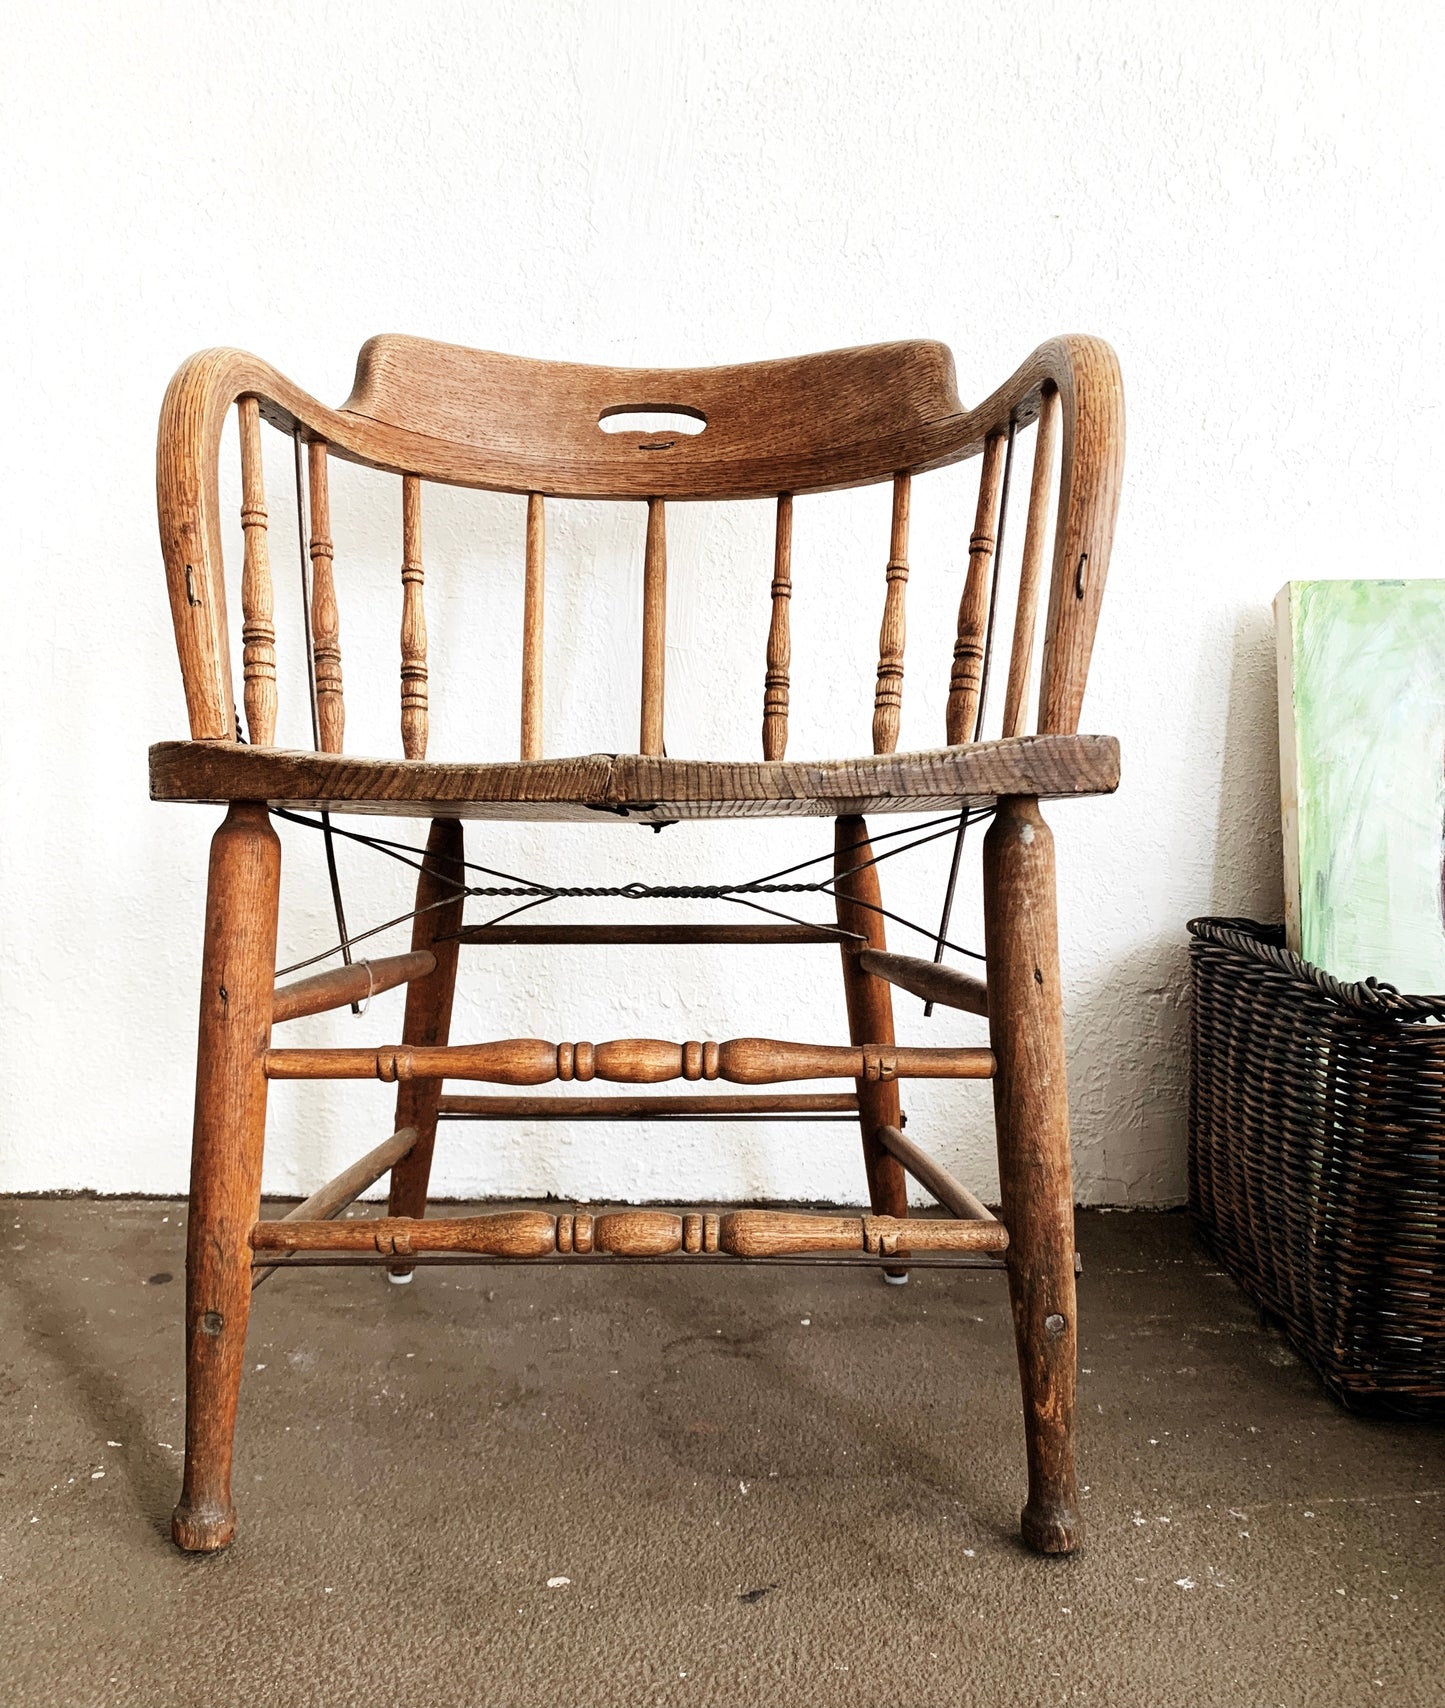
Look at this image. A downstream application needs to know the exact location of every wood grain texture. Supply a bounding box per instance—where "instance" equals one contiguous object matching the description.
[237,397,276,746]
[281,1127,418,1223]
[833,816,909,1267]
[436,1092,858,1119]
[155,337,1119,741]
[875,1122,994,1221]
[399,475,427,759]
[385,819,467,1263]
[456,923,859,946]
[947,433,1006,744]
[521,493,545,759]
[306,440,344,753]
[856,948,989,1017]
[172,802,280,1554]
[149,733,1120,820]
[254,1210,559,1257]
[871,475,911,754]
[264,1036,995,1085]
[983,797,1080,1554]
[640,497,667,754]
[271,949,436,1024]
[762,493,792,760]
[340,335,965,501]
[250,1207,1007,1259]
[719,1210,1007,1258]
[1036,338,1125,735]
[1003,387,1059,739]
[251,1125,419,1288]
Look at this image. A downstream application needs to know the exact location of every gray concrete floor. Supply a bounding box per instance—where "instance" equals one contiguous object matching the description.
[1,1199,1441,1708]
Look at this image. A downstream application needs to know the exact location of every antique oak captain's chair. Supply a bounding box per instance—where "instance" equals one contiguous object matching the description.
[151,333,1123,1556]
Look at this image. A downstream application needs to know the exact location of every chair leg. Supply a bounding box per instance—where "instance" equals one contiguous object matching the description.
[982,795,1081,1555]
[385,817,466,1278]
[173,801,280,1553]
[833,815,910,1280]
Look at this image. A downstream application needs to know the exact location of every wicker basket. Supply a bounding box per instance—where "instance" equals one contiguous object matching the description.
[1188,917,1445,1415]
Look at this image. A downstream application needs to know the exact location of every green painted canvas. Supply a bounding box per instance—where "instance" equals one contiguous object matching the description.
[1276,579,1445,991]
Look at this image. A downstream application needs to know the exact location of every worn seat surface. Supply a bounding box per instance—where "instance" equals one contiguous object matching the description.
[150,733,1120,821]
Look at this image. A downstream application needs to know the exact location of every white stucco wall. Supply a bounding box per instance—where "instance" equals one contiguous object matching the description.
[4,0,1442,1204]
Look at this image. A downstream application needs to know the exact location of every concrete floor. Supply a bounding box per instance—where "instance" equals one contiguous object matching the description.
[1,1200,1441,1708]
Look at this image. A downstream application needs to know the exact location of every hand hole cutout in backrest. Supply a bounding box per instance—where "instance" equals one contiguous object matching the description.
[598,405,707,438]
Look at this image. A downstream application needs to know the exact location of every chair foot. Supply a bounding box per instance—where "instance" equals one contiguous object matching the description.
[1021,1500,1082,1556]
[172,1499,237,1554]
[881,1270,909,1286]
[386,1269,414,1286]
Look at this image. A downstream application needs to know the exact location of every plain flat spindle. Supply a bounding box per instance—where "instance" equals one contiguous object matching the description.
[1002,387,1060,739]
[521,493,545,759]
[946,433,1006,745]
[237,397,277,746]
[762,493,793,759]
[871,474,911,754]
[399,476,428,759]
[640,497,667,754]
[307,440,345,753]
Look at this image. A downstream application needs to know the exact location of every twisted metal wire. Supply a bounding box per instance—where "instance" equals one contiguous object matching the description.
[272,806,995,980]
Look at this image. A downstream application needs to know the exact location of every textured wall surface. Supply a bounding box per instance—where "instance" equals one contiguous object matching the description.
[3,1,1442,1203]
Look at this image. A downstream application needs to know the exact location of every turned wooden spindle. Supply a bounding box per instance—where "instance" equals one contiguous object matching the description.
[872,474,911,754]
[307,440,344,753]
[640,497,667,755]
[237,397,277,746]
[946,433,1006,745]
[1002,388,1060,739]
[399,475,428,760]
[762,493,793,760]
[249,1207,1008,1260]
[521,493,545,760]
[263,1035,996,1085]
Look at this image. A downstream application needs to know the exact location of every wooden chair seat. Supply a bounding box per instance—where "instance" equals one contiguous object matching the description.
[150,732,1119,821]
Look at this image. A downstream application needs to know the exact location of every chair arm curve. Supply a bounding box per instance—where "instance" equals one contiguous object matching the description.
[927,336,1124,735]
[158,348,352,740]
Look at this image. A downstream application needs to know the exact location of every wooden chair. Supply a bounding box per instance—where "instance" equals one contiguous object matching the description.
[151,333,1123,1556]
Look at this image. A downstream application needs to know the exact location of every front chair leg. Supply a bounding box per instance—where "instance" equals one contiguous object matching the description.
[385,817,466,1279]
[982,795,1081,1555]
[173,801,280,1553]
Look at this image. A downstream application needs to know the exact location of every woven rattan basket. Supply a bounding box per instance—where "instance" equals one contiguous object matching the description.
[1188,917,1445,1415]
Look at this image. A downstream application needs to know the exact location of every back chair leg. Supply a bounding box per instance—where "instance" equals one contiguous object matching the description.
[833,814,910,1280]
[173,802,281,1553]
[385,817,466,1278]
[983,795,1081,1554]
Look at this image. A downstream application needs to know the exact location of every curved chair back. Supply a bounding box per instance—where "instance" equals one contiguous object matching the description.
[157,335,1123,760]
